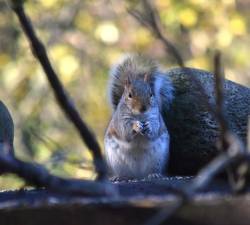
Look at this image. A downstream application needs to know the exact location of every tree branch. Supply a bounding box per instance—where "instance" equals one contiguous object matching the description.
[214,51,229,150]
[128,0,184,67]
[0,143,115,196]
[214,51,248,192]
[7,0,107,179]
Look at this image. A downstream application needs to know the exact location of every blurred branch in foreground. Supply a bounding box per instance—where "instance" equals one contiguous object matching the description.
[214,51,248,192]
[7,0,107,179]
[0,101,114,196]
[0,143,114,196]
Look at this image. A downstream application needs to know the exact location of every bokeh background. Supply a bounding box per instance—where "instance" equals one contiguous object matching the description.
[0,0,249,189]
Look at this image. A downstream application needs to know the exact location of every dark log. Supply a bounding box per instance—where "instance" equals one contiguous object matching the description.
[165,68,250,175]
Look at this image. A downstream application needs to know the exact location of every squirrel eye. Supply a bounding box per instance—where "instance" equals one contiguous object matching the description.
[150,92,153,97]
[128,93,132,98]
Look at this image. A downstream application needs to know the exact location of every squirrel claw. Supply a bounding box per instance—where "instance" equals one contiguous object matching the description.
[147,173,163,179]
[132,121,144,134]
[109,176,133,182]
[141,121,152,135]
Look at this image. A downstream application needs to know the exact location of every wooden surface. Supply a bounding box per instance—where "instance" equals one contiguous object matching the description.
[0,177,249,225]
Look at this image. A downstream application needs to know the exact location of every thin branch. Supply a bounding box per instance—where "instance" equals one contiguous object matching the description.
[189,151,247,193]
[7,0,107,179]
[128,0,184,67]
[214,51,229,150]
[214,51,248,192]
[0,143,115,196]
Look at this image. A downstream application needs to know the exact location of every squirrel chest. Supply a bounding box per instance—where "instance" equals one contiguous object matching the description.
[104,128,169,178]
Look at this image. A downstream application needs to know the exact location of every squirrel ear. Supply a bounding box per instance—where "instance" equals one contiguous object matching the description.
[125,76,132,88]
[144,73,150,82]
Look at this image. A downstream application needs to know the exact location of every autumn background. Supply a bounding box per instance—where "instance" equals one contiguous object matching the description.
[0,0,249,189]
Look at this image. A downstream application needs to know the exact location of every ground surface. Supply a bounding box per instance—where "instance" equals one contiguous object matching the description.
[0,176,249,225]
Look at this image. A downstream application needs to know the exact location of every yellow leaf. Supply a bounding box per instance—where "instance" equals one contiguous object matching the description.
[50,45,70,60]
[134,28,152,49]
[155,0,170,8]
[75,12,94,32]
[190,31,210,55]
[58,55,79,83]
[39,0,58,8]
[95,22,119,44]
[229,16,246,36]
[187,56,209,70]
[0,54,9,67]
[189,0,208,5]
[106,50,123,65]
[222,0,235,6]
[216,28,233,47]
[2,64,20,89]
[178,8,197,27]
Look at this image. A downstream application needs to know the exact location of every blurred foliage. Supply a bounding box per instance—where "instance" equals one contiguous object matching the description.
[0,0,249,189]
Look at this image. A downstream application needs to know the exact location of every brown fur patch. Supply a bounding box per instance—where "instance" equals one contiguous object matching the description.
[107,125,120,139]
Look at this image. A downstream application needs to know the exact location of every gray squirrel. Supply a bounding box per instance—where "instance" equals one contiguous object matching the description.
[104,54,174,180]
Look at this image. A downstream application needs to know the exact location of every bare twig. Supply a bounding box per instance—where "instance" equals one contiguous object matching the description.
[213,51,247,192]
[0,143,115,196]
[214,51,229,150]
[189,150,247,193]
[7,0,107,179]
[0,101,114,196]
[128,0,184,67]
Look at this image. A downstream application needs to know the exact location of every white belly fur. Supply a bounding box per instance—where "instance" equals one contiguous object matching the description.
[104,132,169,178]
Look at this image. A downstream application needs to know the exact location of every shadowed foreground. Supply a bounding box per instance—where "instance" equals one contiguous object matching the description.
[0,177,249,225]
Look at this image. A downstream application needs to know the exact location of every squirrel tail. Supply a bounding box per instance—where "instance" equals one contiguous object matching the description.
[108,54,174,114]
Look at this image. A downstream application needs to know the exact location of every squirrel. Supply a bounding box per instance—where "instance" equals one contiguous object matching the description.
[104,54,174,180]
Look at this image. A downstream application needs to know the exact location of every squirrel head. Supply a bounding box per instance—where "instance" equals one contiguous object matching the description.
[123,73,155,114]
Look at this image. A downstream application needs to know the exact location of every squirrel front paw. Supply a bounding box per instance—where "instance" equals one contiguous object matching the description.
[132,121,153,137]
[147,173,163,179]
[132,121,144,134]
[141,121,152,136]
[109,176,133,182]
